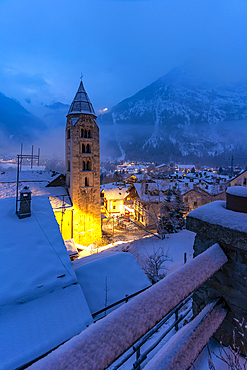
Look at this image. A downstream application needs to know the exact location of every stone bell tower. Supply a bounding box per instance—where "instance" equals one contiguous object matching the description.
[66,80,101,245]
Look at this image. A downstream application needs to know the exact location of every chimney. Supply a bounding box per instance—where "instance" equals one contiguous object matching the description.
[18,186,32,218]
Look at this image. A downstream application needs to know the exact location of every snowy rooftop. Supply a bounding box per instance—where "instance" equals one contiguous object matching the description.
[100,182,126,190]
[187,200,247,233]
[49,195,73,210]
[0,170,66,200]
[102,187,129,200]
[134,180,224,203]
[0,196,92,369]
[0,169,61,183]
[226,185,247,197]
[134,182,166,203]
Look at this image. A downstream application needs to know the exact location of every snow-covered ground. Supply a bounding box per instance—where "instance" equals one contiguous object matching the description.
[73,251,151,316]
[115,229,196,277]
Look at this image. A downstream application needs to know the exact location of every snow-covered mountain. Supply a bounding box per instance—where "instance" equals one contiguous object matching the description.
[0,94,68,158]
[0,93,47,154]
[98,66,247,165]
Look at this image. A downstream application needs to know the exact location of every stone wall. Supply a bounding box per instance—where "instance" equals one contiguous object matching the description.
[186,208,247,352]
[66,114,101,245]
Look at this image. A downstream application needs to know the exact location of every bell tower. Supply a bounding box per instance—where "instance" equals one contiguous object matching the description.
[66,80,101,245]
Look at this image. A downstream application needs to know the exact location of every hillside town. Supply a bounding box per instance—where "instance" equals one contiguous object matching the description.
[0,79,247,370]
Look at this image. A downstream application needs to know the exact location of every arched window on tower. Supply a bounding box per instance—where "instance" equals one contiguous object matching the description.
[84,130,88,138]
[87,160,91,170]
[83,160,86,171]
[86,144,91,153]
[67,129,70,139]
[81,143,86,153]
[88,129,92,138]
[85,177,89,187]
[80,128,84,138]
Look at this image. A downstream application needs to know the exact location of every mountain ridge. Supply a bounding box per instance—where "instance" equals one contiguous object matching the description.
[98,67,247,164]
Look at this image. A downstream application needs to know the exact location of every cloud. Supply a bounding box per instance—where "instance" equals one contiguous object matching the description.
[0,67,57,106]
[1,0,247,111]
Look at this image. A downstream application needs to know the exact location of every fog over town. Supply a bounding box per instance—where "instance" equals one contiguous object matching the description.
[1,1,247,370]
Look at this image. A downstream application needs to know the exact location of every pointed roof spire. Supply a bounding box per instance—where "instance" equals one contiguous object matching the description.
[68,81,96,117]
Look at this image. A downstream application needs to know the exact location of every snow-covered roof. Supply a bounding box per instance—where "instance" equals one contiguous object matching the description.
[64,239,79,257]
[0,169,61,183]
[226,186,247,197]
[68,81,96,117]
[0,196,92,369]
[229,169,247,183]
[188,200,247,233]
[156,163,168,169]
[73,251,151,315]
[176,164,195,169]
[100,182,125,190]
[0,171,67,199]
[102,187,128,200]
[134,182,166,203]
[49,195,73,210]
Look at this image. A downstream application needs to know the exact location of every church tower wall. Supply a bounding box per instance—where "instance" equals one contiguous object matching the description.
[66,81,101,245]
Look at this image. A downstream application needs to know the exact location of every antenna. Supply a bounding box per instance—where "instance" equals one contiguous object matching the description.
[228,156,247,175]
[80,72,84,81]
[16,144,40,215]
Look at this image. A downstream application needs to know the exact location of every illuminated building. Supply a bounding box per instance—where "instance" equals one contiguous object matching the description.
[65,81,101,245]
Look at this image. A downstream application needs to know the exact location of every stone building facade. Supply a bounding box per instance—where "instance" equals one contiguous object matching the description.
[66,81,101,245]
[186,195,247,352]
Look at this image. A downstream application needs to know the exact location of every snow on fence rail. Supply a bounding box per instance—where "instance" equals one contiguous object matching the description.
[144,298,227,370]
[30,243,227,370]
[110,294,192,370]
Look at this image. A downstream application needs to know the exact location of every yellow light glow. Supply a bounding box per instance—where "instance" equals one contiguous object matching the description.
[103,108,108,112]
[70,205,102,246]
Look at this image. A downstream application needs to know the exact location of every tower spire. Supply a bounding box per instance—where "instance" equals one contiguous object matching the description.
[68,80,96,117]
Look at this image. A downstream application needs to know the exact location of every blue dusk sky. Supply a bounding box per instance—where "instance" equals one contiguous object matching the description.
[1,0,247,113]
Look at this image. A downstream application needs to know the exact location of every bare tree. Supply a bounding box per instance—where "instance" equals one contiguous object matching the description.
[142,246,172,284]
[207,318,247,370]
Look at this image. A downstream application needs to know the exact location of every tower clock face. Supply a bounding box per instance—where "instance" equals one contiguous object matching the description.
[67,142,71,154]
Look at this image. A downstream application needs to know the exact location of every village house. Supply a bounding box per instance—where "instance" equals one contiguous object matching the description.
[101,186,129,217]
[228,169,247,186]
[133,182,165,228]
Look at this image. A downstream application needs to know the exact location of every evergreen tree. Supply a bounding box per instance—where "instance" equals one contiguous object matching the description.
[158,185,185,236]
[158,187,176,235]
[173,184,186,230]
